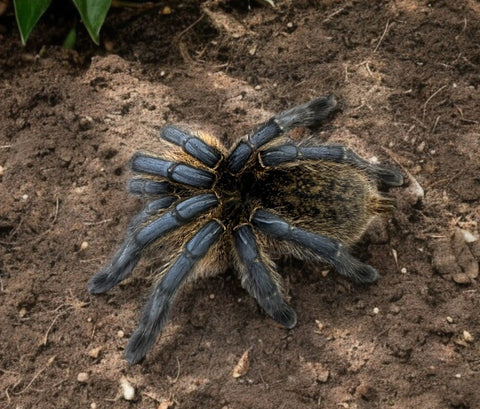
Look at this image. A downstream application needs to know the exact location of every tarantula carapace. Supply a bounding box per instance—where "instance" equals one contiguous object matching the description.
[88,95,403,364]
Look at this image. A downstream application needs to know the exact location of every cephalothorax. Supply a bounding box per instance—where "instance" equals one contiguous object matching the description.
[88,95,403,364]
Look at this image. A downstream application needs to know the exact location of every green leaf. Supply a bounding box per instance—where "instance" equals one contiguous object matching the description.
[71,0,111,45]
[62,26,77,49]
[13,0,52,45]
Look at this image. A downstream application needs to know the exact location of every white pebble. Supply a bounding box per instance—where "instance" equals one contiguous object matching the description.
[117,330,125,338]
[22,194,29,201]
[446,316,454,323]
[463,330,474,343]
[400,267,407,274]
[80,241,89,250]
[0,165,4,177]
[373,307,380,314]
[90,403,97,409]
[77,372,89,383]
[455,373,462,379]
[459,229,478,243]
[120,377,136,401]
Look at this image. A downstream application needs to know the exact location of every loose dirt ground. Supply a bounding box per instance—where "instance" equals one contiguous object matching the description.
[1,1,480,408]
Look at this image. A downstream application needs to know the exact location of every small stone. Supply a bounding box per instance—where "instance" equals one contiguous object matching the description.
[21,194,28,201]
[19,307,27,318]
[232,349,250,378]
[463,330,474,343]
[120,377,136,401]
[90,403,97,409]
[209,293,215,300]
[400,267,407,274]
[79,116,93,131]
[0,165,4,177]
[162,6,172,15]
[446,316,454,323]
[77,372,89,383]
[315,320,324,332]
[458,229,478,243]
[452,273,471,284]
[455,373,462,379]
[117,330,125,338]
[373,307,380,314]
[88,346,103,358]
[389,305,400,314]
[416,141,426,153]
[80,241,89,251]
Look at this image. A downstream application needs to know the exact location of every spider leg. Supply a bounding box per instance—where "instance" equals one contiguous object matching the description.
[234,225,297,328]
[160,125,222,168]
[227,94,338,173]
[125,219,225,364]
[260,144,403,187]
[251,209,379,284]
[131,152,215,189]
[88,193,219,294]
[127,177,174,196]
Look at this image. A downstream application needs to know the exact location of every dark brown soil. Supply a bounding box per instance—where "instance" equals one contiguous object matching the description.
[1,1,480,408]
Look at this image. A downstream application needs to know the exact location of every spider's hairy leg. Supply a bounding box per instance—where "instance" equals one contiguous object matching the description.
[160,125,223,168]
[131,152,215,189]
[227,94,338,173]
[125,220,225,364]
[127,177,174,196]
[234,225,297,328]
[88,194,219,294]
[260,144,404,187]
[251,209,379,284]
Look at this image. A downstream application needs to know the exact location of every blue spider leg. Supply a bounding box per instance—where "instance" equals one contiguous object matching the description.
[234,225,297,328]
[88,193,219,294]
[160,125,222,168]
[251,209,379,284]
[127,177,174,196]
[131,152,215,189]
[260,144,404,187]
[227,94,338,173]
[125,219,225,364]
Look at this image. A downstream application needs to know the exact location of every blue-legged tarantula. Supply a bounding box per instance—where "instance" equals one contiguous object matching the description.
[88,95,403,364]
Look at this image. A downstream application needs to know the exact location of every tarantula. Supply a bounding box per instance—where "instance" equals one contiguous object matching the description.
[88,95,403,364]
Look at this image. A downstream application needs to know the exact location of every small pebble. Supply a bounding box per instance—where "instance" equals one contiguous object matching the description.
[21,194,29,201]
[0,165,4,177]
[463,330,474,343]
[120,377,136,401]
[446,316,454,323]
[19,307,27,318]
[88,346,103,358]
[162,6,172,15]
[416,141,426,153]
[80,241,89,251]
[77,372,89,383]
[117,330,125,338]
[455,373,462,379]
[452,273,471,284]
[90,403,97,409]
[315,320,324,332]
[209,293,215,300]
[400,267,407,274]
[373,307,380,314]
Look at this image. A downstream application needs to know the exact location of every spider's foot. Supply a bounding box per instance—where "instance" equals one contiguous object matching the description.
[125,328,152,365]
[271,304,297,329]
[88,269,115,294]
[334,247,380,284]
